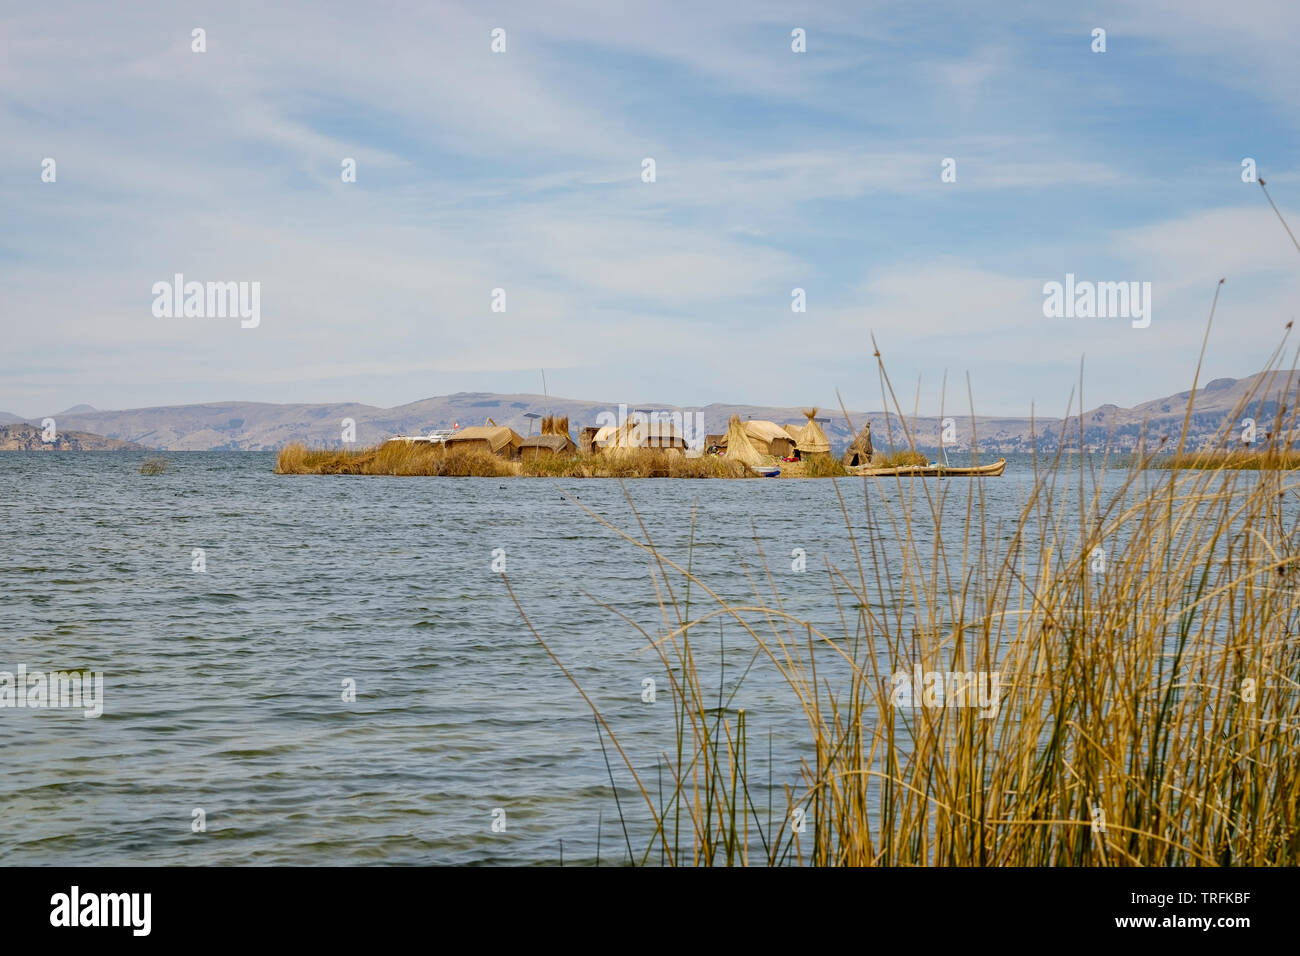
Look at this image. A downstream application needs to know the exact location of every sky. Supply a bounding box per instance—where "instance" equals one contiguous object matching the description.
[2,0,1299,418]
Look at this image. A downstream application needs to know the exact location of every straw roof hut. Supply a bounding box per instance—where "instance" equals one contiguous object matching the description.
[595,419,640,456]
[635,419,687,452]
[523,415,577,458]
[519,434,577,459]
[720,415,765,466]
[596,417,687,455]
[578,426,601,455]
[787,408,831,458]
[742,420,796,458]
[842,421,873,466]
[445,425,523,458]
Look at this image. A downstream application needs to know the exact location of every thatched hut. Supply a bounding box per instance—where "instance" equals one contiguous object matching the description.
[445,425,523,458]
[720,415,765,466]
[596,417,687,455]
[519,434,577,459]
[635,419,687,452]
[521,415,576,458]
[785,408,832,459]
[842,421,873,466]
[594,419,638,455]
[578,426,601,455]
[742,420,796,458]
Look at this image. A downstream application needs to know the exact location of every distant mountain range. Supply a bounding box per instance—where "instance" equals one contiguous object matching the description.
[3,370,1296,453]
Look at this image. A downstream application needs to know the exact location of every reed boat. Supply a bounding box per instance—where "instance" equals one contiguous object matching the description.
[855,458,1007,478]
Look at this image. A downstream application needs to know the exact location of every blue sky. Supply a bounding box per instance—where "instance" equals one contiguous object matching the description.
[2,0,1298,417]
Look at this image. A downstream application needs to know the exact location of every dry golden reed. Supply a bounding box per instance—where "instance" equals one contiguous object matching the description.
[506,305,1300,867]
[786,453,849,477]
[274,441,514,477]
[277,442,760,478]
[1155,448,1300,470]
[868,448,929,468]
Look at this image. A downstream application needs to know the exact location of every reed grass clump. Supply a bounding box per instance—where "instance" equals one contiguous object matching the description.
[274,442,515,476]
[519,454,586,477]
[521,449,754,478]
[508,318,1300,866]
[869,448,929,468]
[796,453,849,477]
[139,456,167,475]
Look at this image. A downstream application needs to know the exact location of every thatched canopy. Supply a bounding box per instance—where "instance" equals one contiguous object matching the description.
[595,419,641,456]
[596,417,687,454]
[842,421,873,466]
[519,434,577,458]
[742,420,796,457]
[634,419,687,449]
[445,425,523,457]
[721,415,765,466]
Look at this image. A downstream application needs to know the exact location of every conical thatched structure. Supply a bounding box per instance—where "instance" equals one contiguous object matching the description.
[790,408,831,458]
[842,421,873,466]
[721,414,765,466]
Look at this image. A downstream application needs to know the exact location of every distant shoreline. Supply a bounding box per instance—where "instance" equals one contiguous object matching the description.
[0,424,144,451]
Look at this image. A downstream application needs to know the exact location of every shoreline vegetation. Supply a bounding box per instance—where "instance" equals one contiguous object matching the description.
[505,316,1300,866]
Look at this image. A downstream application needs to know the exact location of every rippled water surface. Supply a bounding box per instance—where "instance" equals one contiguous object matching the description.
[2,452,1120,864]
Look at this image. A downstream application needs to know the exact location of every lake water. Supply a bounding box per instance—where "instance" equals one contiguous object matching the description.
[0,451,1162,864]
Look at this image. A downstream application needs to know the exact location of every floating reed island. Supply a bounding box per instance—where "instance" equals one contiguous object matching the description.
[1153,448,1300,470]
[274,410,1006,478]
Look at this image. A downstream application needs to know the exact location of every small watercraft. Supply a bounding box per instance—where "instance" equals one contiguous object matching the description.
[856,458,1007,478]
[752,465,781,477]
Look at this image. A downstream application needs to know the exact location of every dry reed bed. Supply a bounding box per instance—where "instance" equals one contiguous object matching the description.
[275,443,861,478]
[275,441,515,476]
[506,319,1300,866]
[868,449,929,469]
[1155,449,1300,470]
